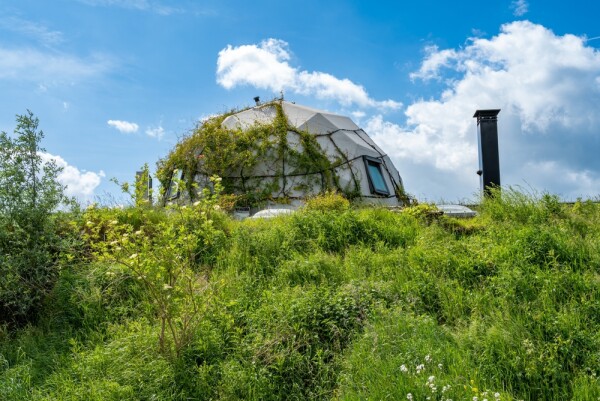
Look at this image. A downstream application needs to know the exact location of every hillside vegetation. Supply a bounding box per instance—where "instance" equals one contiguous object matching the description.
[0,187,599,400]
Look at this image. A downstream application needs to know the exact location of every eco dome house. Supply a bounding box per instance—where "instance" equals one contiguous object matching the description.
[157,99,406,209]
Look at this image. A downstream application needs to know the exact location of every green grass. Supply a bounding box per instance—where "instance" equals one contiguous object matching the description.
[1,191,600,400]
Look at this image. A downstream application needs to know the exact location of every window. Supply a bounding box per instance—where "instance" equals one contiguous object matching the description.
[167,169,183,200]
[363,156,390,195]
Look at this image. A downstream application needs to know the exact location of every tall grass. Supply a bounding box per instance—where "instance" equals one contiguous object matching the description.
[1,190,599,400]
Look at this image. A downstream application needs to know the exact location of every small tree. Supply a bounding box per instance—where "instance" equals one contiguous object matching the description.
[0,111,67,324]
[111,163,154,207]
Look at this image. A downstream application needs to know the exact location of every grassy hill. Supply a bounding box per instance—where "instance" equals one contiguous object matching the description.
[1,190,599,400]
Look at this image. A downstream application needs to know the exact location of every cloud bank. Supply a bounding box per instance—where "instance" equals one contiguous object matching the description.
[369,20,600,200]
[216,39,401,111]
[39,152,104,200]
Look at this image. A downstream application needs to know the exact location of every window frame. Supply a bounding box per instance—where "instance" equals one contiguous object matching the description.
[363,156,390,196]
[166,169,184,200]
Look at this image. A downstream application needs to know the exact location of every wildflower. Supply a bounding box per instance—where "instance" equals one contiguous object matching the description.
[442,385,451,393]
[129,253,138,259]
[407,393,413,401]
[214,205,221,210]
[115,246,122,251]
[163,284,173,290]
[86,220,94,226]
[400,364,408,373]
[494,393,501,400]
[425,354,431,362]
[473,397,478,401]
[134,230,143,236]
[438,363,443,369]
[193,201,201,206]
[416,364,425,374]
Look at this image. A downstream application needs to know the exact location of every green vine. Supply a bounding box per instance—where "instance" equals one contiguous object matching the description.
[157,100,361,207]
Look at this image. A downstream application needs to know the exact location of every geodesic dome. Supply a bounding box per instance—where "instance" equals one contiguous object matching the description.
[160,100,405,207]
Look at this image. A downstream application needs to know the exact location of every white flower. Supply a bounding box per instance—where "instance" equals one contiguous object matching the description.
[129,253,138,259]
[425,354,431,362]
[163,284,173,290]
[494,393,500,400]
[193,201,201,206]
[407,393,413,401]
[473,397,478,401]
[438,363,443,369]
[400,364,408,372]
[427,375,435,383]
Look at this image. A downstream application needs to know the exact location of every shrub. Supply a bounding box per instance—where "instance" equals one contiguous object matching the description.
[0,111,68,325]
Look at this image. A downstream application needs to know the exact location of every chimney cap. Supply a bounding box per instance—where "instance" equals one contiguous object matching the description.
[253,96,260,105]
[473,109,500,118]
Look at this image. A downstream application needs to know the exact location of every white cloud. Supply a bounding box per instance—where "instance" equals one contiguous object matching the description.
[145,125,165,139]
[216,38,401,111]
[108,119,139,133]
[39,152,104,199]
[0,16,64,46]
[410,45,458,81]
[0,46,112,84]
[369,21,600,200]
[511,0,529,17]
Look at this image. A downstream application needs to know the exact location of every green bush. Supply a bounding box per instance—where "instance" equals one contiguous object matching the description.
[0,111,68,325]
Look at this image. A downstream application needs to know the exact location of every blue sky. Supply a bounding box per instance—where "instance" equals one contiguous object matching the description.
[1,0,599,203]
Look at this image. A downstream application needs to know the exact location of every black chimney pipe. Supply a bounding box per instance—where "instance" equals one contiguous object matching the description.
[474,109,501,196]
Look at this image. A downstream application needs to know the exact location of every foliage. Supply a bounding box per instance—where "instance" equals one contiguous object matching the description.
[0,111,68,324]
[110,163,153,208]
[156,100,357,207]
[2,190,600,400]
[90,177,229,358]
[304,191,351,212]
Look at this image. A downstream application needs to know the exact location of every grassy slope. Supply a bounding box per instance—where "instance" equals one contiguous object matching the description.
[1,192,599,400]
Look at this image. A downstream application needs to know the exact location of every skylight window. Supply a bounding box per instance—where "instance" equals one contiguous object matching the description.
[363,156,390,195]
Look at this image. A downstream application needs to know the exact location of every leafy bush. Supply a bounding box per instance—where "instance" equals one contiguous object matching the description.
[0,111,68,324]
[304,191,350,212]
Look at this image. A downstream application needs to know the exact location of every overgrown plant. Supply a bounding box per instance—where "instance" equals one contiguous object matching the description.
[93,176,227,357]
[156,100,357,207]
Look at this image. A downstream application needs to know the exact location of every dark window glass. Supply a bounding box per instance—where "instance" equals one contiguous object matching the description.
[364,157,390,195]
